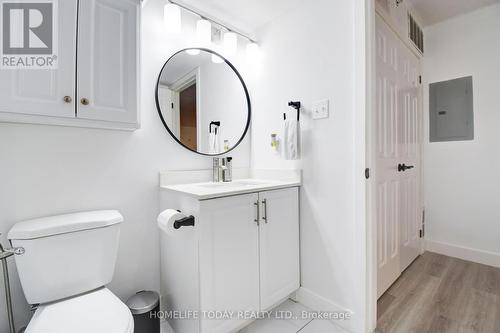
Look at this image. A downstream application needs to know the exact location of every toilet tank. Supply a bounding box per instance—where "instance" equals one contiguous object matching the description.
[8,210,123,305]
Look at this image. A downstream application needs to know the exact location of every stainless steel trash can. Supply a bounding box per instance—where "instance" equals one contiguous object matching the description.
[126,291,160,333]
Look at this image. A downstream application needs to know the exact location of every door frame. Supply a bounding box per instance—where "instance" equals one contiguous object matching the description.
[365,1,425,331]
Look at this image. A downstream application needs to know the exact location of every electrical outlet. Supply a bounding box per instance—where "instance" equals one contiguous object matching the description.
[312,99,330,119]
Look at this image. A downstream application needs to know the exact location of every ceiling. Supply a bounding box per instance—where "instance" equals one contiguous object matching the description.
[409,0,500,26]
[173,0,303,36]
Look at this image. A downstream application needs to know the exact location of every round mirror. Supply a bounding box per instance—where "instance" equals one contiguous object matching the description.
[155,48,251,156]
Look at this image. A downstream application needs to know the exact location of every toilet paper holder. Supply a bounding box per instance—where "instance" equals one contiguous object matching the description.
[173,215,195,229]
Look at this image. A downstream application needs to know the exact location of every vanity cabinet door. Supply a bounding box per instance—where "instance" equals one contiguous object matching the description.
[0,0,77,119]
[76,0,139,126]
[259,188,300,310]
[199,193,260,333]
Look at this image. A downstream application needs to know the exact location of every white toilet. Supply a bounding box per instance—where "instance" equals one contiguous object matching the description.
[7,210,134,333]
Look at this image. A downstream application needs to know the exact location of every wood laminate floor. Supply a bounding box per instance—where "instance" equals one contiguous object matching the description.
[377,252,500,333]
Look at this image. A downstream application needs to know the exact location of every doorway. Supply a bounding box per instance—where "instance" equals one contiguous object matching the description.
[179,83,198,151]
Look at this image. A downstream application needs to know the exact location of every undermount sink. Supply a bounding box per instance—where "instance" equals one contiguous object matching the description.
[160,170,302,200]
[196,180,269,189]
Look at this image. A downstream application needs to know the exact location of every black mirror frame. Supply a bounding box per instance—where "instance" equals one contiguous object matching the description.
[155,48,252,157]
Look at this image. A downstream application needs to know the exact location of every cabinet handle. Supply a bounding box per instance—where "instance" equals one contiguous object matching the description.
[80,98,90,106]
[254,201,260,226]
[63,96,72,104]
[262,199,268,223]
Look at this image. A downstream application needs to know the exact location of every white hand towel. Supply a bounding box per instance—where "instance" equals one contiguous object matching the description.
[209,131,217,154]
[215,129,220,153]
[208,129,220,154]
[283,118,300,160]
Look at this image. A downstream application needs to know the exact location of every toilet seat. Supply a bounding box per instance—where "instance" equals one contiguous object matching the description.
[26,288,134,333]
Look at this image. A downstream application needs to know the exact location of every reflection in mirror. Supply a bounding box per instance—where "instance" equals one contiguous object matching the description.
[156,49,250,155]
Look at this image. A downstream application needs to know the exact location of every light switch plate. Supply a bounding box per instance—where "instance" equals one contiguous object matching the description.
[312,99,330,119]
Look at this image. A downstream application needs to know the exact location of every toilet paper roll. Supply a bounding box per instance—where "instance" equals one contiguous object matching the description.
[157,209,186,236]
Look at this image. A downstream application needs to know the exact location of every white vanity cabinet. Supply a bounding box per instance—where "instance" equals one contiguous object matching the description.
[160,185,300,333]
[258,189,300,310]
[0,0,140,130]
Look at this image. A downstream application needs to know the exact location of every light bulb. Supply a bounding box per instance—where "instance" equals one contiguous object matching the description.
[211,54,224,64]
[164,3,181,34]
[223,32,237,56]
[196,19,212,47]
[246,42,260,60]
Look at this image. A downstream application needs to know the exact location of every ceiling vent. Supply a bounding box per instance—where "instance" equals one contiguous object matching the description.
[408,12,424,54]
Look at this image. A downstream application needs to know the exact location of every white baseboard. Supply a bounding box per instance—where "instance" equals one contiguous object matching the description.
[425,239,500,268]
[294,287,355,333]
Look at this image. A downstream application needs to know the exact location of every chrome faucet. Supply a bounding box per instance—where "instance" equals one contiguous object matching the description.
[212,157,233,182]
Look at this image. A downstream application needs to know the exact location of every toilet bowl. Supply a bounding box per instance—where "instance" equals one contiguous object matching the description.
[8,210,133,333]
[26,288,134,333]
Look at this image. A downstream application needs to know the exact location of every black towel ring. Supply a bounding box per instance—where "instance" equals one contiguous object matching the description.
[209,121,221,133]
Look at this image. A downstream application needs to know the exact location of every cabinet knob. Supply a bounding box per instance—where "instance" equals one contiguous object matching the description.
[63,96,72,104]
[80,98,90,106]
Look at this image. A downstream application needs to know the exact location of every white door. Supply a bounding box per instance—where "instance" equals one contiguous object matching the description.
[77,0,139,125]
[259,188,300,310]
[375,15,422,298]
[0,0,77,118]
[199,194,260,333]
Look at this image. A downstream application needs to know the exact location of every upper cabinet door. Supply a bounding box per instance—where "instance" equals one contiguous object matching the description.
[259,188,300,310]
[77,0,139,126]
[0,0,77,118]
[199,193,260,333]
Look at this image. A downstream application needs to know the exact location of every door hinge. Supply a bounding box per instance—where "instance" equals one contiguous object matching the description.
[419,75,422,84]
[365,168,370,179]
[171,102,174,109]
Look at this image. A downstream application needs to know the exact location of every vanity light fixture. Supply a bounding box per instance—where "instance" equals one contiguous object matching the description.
[246,42,260,60]
[165,0,259,58]
[223,32,238,56]
[196,19,212,47]
[164,2,181,34]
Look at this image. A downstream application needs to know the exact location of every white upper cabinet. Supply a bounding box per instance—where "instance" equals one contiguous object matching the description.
[77,0,139,125]
[0,0,77,119]
[259,188,300,310]
[0,0,140,130]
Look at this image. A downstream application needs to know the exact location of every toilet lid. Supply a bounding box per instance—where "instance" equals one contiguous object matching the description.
[26,288,134,333]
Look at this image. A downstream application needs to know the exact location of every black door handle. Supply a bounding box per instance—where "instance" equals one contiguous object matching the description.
[398,164,415,172]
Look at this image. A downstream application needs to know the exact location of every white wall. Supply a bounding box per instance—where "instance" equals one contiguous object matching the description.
[251,0,367,331]
[423,4,500,262]
[0,0,251,330]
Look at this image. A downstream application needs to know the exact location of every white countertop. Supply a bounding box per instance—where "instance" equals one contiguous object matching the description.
[160,169,302,200]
